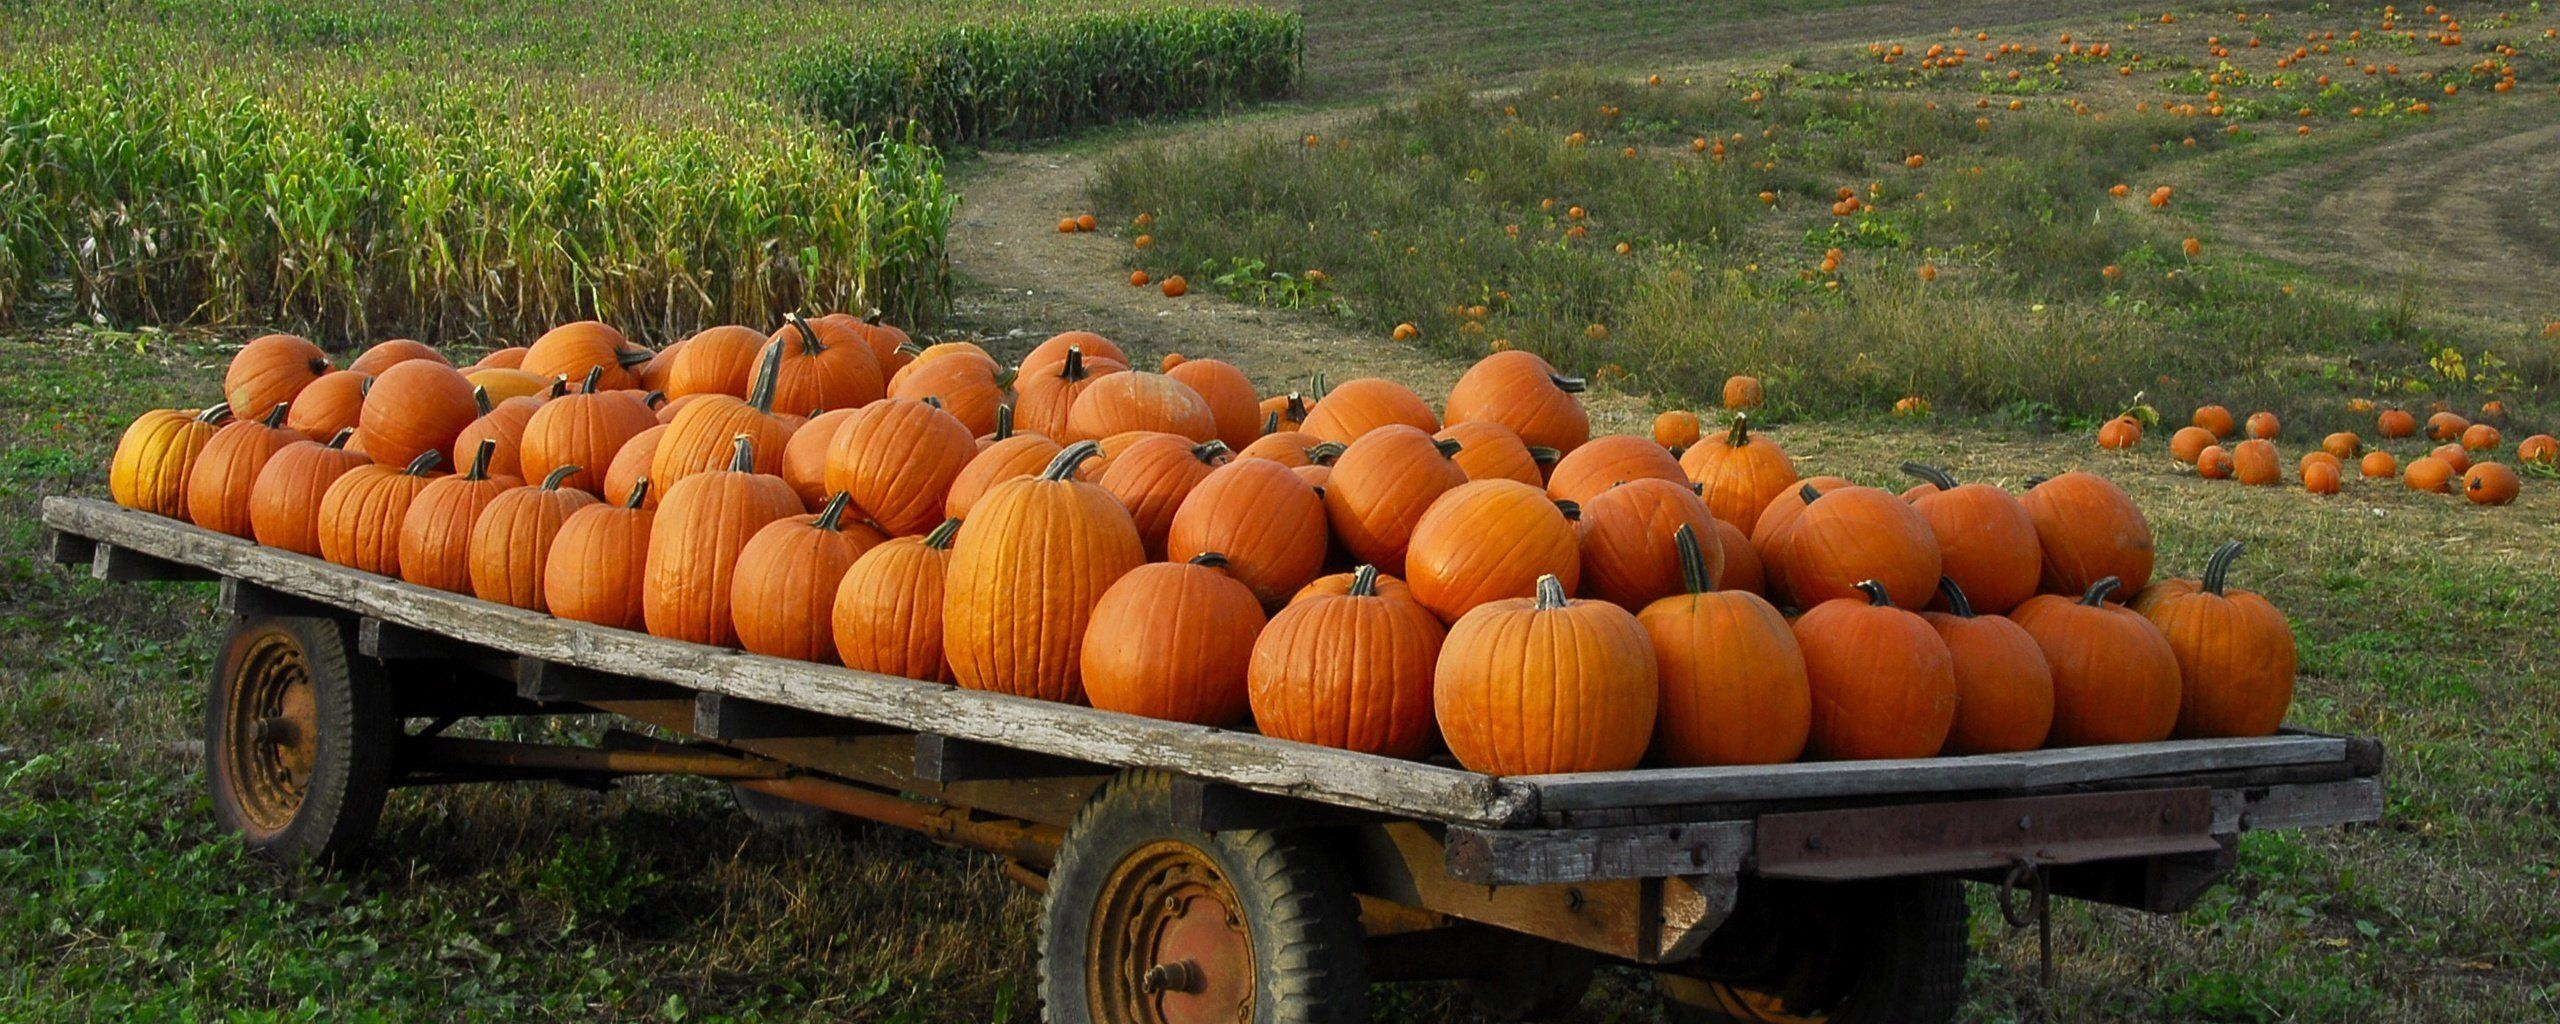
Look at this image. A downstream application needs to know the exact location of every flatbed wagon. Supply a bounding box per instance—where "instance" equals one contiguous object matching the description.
[41,494,2384,1023]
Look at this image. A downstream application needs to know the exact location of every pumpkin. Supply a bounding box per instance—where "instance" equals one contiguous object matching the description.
[1300,377,1438,446]
[2021,472,2153,599]
[1014,344,1124,441]
[1792,580,1958,759]
[1767,484,1942,611]
[520,367,658,496]
[732,493,889,662]
[249,430,368,555]
[2168,425,2215,464]
[2012,577,2182,745]
[832,517,962,682]
[1166,458,1328,609]
[111,404,233,518]
[317,449,445,575]
[359,359,478,471]
[2197,445,2234,479]
[663,325,770,398]
[1436,575,1656,775]
[2192,404,2237,438]
[2321,432,2363,460]
[223,334,330,417]
[1637,524,1807,765]
[2096,415,2143,449]
[949,422,1064,522]
[1748,476,1853,568]
[644,436,804,646]
[825,397,977,536]
[1066,370,1217,442]
[1081,553,1266,726]
[653,337,792,490]
[545,479,656,630]
[780,408,858,508]
[655,392,710,425]
[1924,578,2055,754]
[1256,385,1314,433]
[1443,350,1590,455]
[2376,409,2417,439]
[1652,410,1702,452]
[1236,426,1321,466]
[1721,375,1764,411]
[2359,450,2399,479]
[469,465,599,611]
[1098,437,1227,557]
[2464,462,2520,505]
[2403,455,2455,492]
[1323,425,1469,574]
[2231,438,2281,485]
[1082,429,1183,481]
[2461,423,2502,452]
[761,315,885,417]
[452,387,541,482]
[466,367,549,406]
[522,320,638,391]
[1544,434,1685,506]
[1248,564,1446,758]
[2140,542,2294,738]
[944,442,1147,704]
[817,315,913,379]
[1680,414,1798,533]
[185,404,299,537]
[1292,567,1419,605]
[2515,434,2556,468]
[1895,464,2041,614]
[2244,411,2281,439]
[2425,410,2470,442]
[1292,463,1331,494]
[285,370,369,441]
[1405,479,1581,624]
[1433,421,1546,485]
[2432,443,2472,475]
[602,425,667,509]
[1019,331,1129,380]
[347,338,445,376]
[889,348,1007,436]
[1711,518,1764,595]
[397,439,522,593]
[1577,477,1719,612]
[1166,358,1262,451]
[2302,459,2343,495]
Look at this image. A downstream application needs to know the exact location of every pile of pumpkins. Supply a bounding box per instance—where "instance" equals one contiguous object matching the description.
[108,321,2298,776]
[2095,401,2542,505]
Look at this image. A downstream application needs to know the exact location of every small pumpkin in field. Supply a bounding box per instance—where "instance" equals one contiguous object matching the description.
[2425,410,2470,442]
[111,404,233,519]
[1792,581,1958,760]
[1443,350,1591,455]
[1405,479,1581,624]
[2359,450,2398,479]
[1578,477,1721,612]
[285,370,369,442]
[732,493,889,663]
[2012,577,2182,745]
[469,465,599,612]
[2197,445,2234,480]
[1653,410,1701,452]
[1924,578,2055,754]
[2302,459,2343,495]
[2461,423,2502,452]
[1436,575,1658,776]
[185,404,300,538]
[944,442,1147,704]
[2403,455,2455,492]
[1899,464,2040,615]
[1680,414,1798,532]
[398,439,522,593]
[223,334,330,418]
[1638,524,1808,766]
[544,479,656,631]
[1767,484,1942,611]
[1167,358,1264,452]
[825,397,977,536]
[1324,425,1468,574]
[1099,436,1230,558]
[2431,443,2472,475]
[2231,438,2280,485]
[2169,425,2215,464]
[249,429,370,556]
[1249,565,1446,758]
[2021,472,2153,599]
[1721,375,1764,411]
[2321,432,2362,460]
[2518,434,2557,469]
[2464,463,2520,505]
[2096,415,2143,449]
[1301,377,1439,445]
[1166,457,1328,608]
[1544,434,1685,506]
[833,518,963,682]
[2244,411,2281,440]
[2140,542,2294,738]
[645,436,804,647]
[317,449,446,576]
[2191,404,2236,438]
[1081,553,1267,726]
[2376,409,2417,439]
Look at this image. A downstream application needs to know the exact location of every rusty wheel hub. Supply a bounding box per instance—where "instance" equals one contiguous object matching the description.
[221,632,319,837]
[1090,840,1255,1024]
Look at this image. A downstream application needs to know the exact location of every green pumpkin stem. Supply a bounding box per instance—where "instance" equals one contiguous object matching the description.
[1936,576,1975,618]
[1306,441,1345,465]
[924,517,962,549]
[548,374,571,398]
[1854,579,1893,607]
[325,427,355,449]
[746,332,786,414]
[307,356,330,375]
[581,365,605,394]
[615,344,655,369]
[259,402,290,428]
[1042,439,1103,480]
[1799,482,1824,504]
[1551,372,1587,394]
[1187,551,1230,569]
[994,404,1015,441]
[1060,345,1088,382]
[896,341,925,357]
[1725,413,1752,447]
[2201,541,2245,596]
[727,433,757,472]
[1348,564,1380,597]
[403,449,444,476]
[1528,445,1562,466]
[624,478,652,508]
[1192,440,1230,464]
[2079,576,2123,606]
[196,402,234,425]
[1284,393,1307,421]
[358,377,374,397]
[1901,462,1959,492]
[920,395,943,410]
[463,438,497,481]
[1433,437,1463,459]
[813,491,853,531]
[785,313,819,356]
[1553,499,1580,521]
[1309,371,1328,399]
[1673,523,1713,595]
[540,465,581,490]
[472,386,492,417]
[1533,573,1570,610]
[1262,409,1279,434]
[643,390,667,408]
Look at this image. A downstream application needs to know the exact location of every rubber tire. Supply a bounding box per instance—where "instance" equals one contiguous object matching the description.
[205,615,396,865]
[1656,878,1968,1024]
[1040,771,1370,1024]
[729,783,852,835]
[1460,931,1599,1021]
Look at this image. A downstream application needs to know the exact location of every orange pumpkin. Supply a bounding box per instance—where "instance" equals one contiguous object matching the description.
[2425,410,2470,442]
[1680,414,1798,533]
[889,348,1007,436]
[943,442,1148,704]
[1322,425,1468,574]
[2197,445,2235,479]
[2359,450,2399,479]
[2321,432,2362,460]
[1437,575,1657,775]
[1291,567,1418,606]
[1015,344,1125,441]
[643,436,804,647]
[1066,370,1217,443]
[1405,479,1582,624]
[185,404,301,538]
[1443,350,1591,455]
[1081,554,1267,726]
[2021,472,2153,599]
[2141,542,2294,738]
[652,339,793,490]
[2464,462,2520,505]
[1577,477,1720,612]
[1300,377,1438,445]
[602,424,667,509]
[316,449,446,576]
[1711,518,1764,596]
[520,369,659,496]
[1652,410,1702,452]
[732,493,889,662]
[2012,577,2182,745]
[2168,425,2215,464]
[948,418,1064,521]
[1721,375,1764,411]
[472,346,529,371]
[2461,422,2502,452]
[469,465,599,612]
[1899,464,2041,615]
[1433,421,1546,485]
[346,338,445,376]
[2096,415,2143,449]
[2231,438,2280,485]
[249,429,370,556]
[1638,524,1808,766]
[223,334,330,418]
[359,359,480,472]
[452,388,541,482]
[782,408,859,508]
[1167,358,1264,451]
[1166,456,1328,609]
[832,518,962,683]
[1544,434,1685,506]
[2191,404,2237,438]
[1019,331,1130,380]
[1237,427,1328,467]
[1924,578,2055,754]
[1248,564,1445,758]
[662,325,769,399]
[1098,436,1229,558]
[397,439,521,593]
[2404,455,2455,492]
[1792,581,1958,759]
[544,479,656,630]
[2244,411,2281,440]
[1256,385,1314,434]
[522,321,641,392]
[1766,484,1942,611]
[2302,459,2342,494]
[759,316,886,417]
[823,397,976,536]
[2517,434,2557,468]
[285,370,369,442]
[466,367,549,405]
[2432,443,2472,475]
[2376,409,2417,439]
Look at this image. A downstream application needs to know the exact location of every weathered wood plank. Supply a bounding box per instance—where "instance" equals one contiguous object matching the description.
[1442,821,1753,886]
[2210,778,2384,833]
[91,542,219,582]
[914,734,1109,783]
[2008,735,2345,788]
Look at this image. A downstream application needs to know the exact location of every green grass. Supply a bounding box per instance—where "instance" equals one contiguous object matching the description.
[1292,0,1891,99]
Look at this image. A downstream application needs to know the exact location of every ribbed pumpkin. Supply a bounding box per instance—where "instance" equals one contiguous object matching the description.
[602,424,667,509]
[452,388,541,482]
[832,518,962,682]
[1082,553,1267,726]
[1066,371,1217,443]
[359,359,478,471]
[1257,385,1314,434]
[1900,464,2041,614]
[1792,581,1958,760]
[1680,414,1799,533]
[466,367,549,405]
[949,423,1064,522]
[1766,484,1941,611]
[652,337,794,492]
[347,338,445,376]
[521,320,638,391]
[776,408,857,509]
[545,479,655,630]
[1323,425,1468,573]
[889,348,1007,436]
[761,316,886,417]
[285,370,369,441]
[1711,518,1765,596]
[1578,477,1721,611]
[732,493,889,662]
[2012,577,2182,745]
[1434,420,1546,485]
[1079,430,1182,481]
[1652,410,1702,452]
[943,442,1147,704]
[2021,472,2154,599]
[2191,404,2237,439]
[473,346,529,371]
[1748,475,1852,565]
[1924,578,2055,754]
[2231,438,2280,485]
[662,325,769,398]
[1292,463,1331,494]
[2403,455,2455,493]
[468,465,600,612]
[1167,457,1329,609]
[398,439,521,593]
[317,449,445,575]
[2168,425,2215,464]
[1098,436,1229,558]
[1406,479,1582,624]
[249,430,369,555]
[1443,350,1591,455]
[1167,358,1262,451]
[2464,462,2521,505]
[223,334,330,418]
[824,397,976,536]
[644,436,804,647]
[1020,331,1130,380]
[2142,542,2295,738]
[111,404,233,519]
[1014,344,1124,441]
[519,371,659,498]
[1639,525,1808,766]
[1437,575,1657,775]
[1249,565,1445,758]
[1234,429,1324,467]
[185,404,300,537]
[1300,377,1438,446]
[828,314,917,379]
[1544,434,1686,506]
[1292,567,1418,605]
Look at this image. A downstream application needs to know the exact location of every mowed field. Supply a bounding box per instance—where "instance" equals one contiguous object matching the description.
[5,2,2560,1023]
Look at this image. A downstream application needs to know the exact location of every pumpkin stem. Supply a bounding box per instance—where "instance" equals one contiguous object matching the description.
[1306,441,1345,465]
[307,356,330,375]
[615,343,654,368]
[1187,551,1231,569]
[1060,344,1089,382]
[994,404,1015,441]
[727,433,757,472]
[2024,475,2050,489]
[325,427,356,449]
[814,491,853,531]
[1261,409,1279,435]
[259,402,290,428]
[1284,392,1307,421]
[1433,437,1463,459]
[1533,574,1570,610]
[1673,523,1712,595]
[403,449,444,476]
[463,437,497,481]
[1528,445,1562,466]
[548,374,571,398]
[1799,482,1824,504]
[784,312,819,356]
[2078,576,2123,606]
[1550,372,1587,394]
[1309,371,1328,399]
[539,465,581,490]
[1936,577,1975,618]
[920,395,943,410]
[1554,499,1581,521]
[1348,564,1380,597]
[582,365,605,394]
[2201,540,2245,595]
[1854,579,1893,607]
[896,341,924,357]
[1042,439,1103,480]
[1725,413,1752,447]
[746,331,786,414]
[623,478,651,508]
[924,517,963,549]
[196,402,234,425]
[359,377,374,397]
[1191,440,1230,464]
[472,386,492,417]
[643,390,667,408]
[1900,462,1959,492]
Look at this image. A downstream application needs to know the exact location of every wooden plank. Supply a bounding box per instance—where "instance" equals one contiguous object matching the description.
[2008,735,2346,788]
[694,693,891,740]
[2211,778,2384,833]
[40,497,1534,828]
[914,734,1109,783]
[218,578,339,619]
[91,542,218,582]
[1442,821,1753,886]
[359,617,485,660]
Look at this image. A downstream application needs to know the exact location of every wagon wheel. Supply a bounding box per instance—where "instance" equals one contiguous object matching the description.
[205,614,395,864]
[1040,771,1369,1024]
[1656,878,1968,1024]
